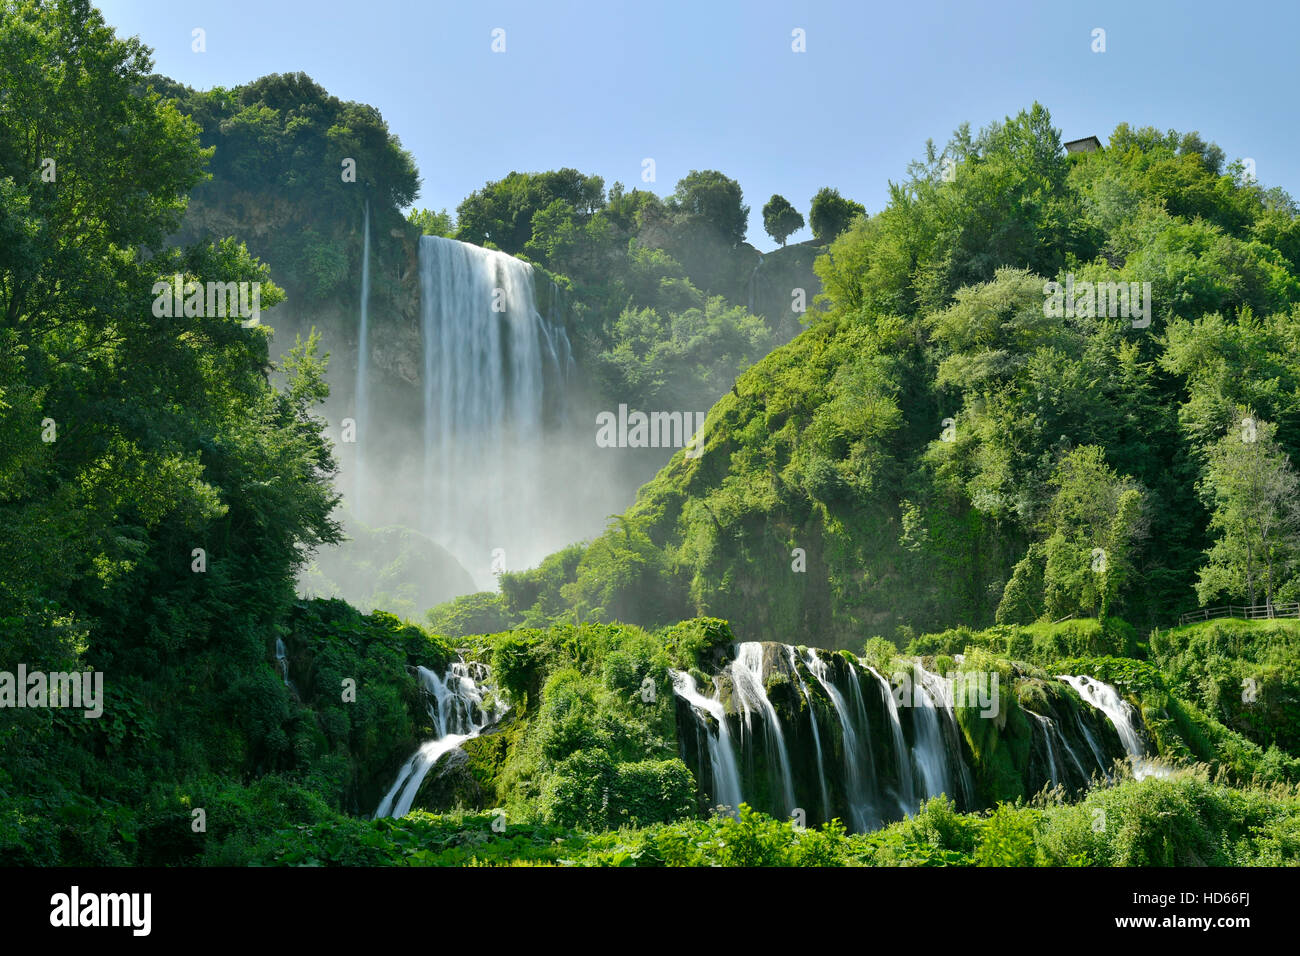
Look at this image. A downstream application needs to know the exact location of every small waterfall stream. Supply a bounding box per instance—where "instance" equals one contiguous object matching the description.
[671,671,744,813]
[870,664,916,815]
[730,643,797,815]
[786,646,831,822]
[274,637,291,687]
[1058,674,1165,779]
[353,200,371,518]
[1029,711,1061,788]
[375,661,506,818]
[806,650,873,831]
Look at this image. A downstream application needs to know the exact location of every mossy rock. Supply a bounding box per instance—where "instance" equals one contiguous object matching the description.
[410,748,488,812]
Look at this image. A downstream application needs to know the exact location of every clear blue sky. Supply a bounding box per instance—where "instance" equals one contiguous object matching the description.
[99,0,1300,251]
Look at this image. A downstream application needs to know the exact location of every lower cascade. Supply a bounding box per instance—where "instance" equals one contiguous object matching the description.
[1058,674,1168,780]
[375,661,506,819]
[671,642,1158,832]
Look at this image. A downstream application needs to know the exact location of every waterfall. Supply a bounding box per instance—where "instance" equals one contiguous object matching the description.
[908,665,955,800]
[912,665,975,806]
[353,200,371,518]
[274,637,290,687]
[869,664,916,815]
[730,643,797,815]
[1029,712,1061,788]
[1027,706,1097,793]
[417,236,572,586]
[786,647,831,822]
[805,651,873,830]
[1055,722,1091,782]
[671,670,743,813]
[670,643,1170,833]
[1058,675,1166,779]
[1067,700,1111,770]
[273,636,300,699]
[843,666,881,805]
[375,660,505,818]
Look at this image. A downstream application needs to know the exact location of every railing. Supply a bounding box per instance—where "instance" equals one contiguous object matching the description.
[1177,603,1300,626]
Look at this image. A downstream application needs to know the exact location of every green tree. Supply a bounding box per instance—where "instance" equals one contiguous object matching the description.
[455,168,604,254]
[0,0,340,720]
[669,170,749,245]
[808,187,865,243]
[1040,446,1147,620]
[762,194,804,246]
[409,207,454,236]
[1196,415,1300,607]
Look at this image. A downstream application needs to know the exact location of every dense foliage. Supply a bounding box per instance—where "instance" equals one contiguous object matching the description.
[219,772,1300,867]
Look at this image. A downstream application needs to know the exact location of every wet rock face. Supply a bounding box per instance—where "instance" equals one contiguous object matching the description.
[411,748,487,812]
[674,642,1142,833]
[1019,682,1129,795]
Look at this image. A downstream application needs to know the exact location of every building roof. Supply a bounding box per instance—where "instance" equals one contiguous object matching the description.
[1065,135,1104,154]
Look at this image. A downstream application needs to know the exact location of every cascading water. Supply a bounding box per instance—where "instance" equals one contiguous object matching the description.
[274,637,290,687]
[417,236,573,586]
[869,664,916,815]
[912,665,975,806]
[353,200,371,518]
[907,665,956,800]
[671,643,978,831]
[844,667,881,797]
[670,671,743,813]
[805,650,873,831]
[671,642,1148,833]
[1029,711,1062,788]
[730,643,797,815]
[1066,698,1111,770]
[786,646,831,822]
[375,660,506,819]
[1058,675,1165,779]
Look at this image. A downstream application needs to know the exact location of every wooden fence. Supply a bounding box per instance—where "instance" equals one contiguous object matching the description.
[1176,603,1300,626]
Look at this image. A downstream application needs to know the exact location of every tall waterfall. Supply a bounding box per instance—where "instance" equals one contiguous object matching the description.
[353,201,371,518]
[375,660,505,819]
[417,236,573,586]
[871,664,916,815]
[912,665,975,805]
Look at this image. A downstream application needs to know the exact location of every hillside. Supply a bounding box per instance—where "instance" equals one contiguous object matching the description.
[455,106,1300,645]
